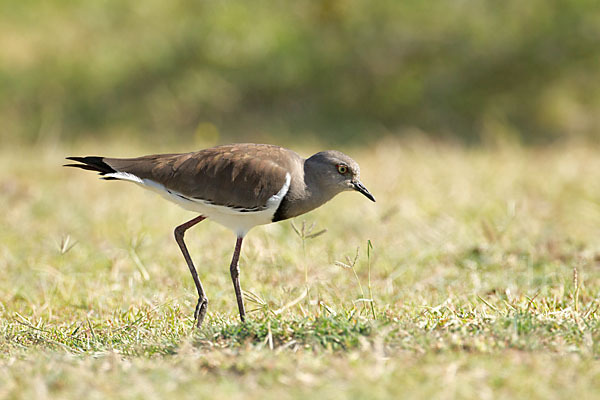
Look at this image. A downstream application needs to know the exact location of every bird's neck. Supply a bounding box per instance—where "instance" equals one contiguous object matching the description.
[274,159,338,221]
[305,160,339,204]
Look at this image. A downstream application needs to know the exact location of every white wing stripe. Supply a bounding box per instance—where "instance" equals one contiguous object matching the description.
[103,172,144,184]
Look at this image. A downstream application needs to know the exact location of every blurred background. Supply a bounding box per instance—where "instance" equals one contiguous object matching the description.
[2,0,599,147]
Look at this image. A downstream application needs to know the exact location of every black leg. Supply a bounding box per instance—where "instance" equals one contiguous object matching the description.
[229,236,246,322]
[174,215,207,328]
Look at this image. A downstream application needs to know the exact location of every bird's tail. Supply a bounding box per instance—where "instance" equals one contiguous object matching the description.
[64,156,119,180]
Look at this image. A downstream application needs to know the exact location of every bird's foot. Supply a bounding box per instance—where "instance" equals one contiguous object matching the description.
[193,297,208,328]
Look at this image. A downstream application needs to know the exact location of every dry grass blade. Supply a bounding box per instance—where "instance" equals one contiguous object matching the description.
[273,288,308,316]
[335,261,352,269]
[573,266,580,313]
[129,248,150,281]
[243,290,267,309]
[59,234,78,254]
[290,221,301,237]
[477,295,498,312]
[306,229,327,239]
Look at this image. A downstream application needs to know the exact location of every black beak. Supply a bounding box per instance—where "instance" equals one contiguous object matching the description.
[352,180,376,202]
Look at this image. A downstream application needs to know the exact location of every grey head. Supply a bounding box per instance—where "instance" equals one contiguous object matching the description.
[274,149,375,221]
[304,150,376,204]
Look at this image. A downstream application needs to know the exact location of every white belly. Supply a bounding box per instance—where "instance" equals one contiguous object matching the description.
[155,190,280,237]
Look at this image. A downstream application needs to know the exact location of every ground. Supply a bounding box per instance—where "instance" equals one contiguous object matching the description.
[1,138,599,399]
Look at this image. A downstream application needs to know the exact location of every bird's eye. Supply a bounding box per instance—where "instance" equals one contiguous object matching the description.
[336,164,348,174]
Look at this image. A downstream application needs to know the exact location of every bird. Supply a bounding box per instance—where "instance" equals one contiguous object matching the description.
[64,143,375,327]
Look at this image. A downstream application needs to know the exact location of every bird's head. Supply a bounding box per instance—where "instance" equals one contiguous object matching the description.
[306,150,375,202]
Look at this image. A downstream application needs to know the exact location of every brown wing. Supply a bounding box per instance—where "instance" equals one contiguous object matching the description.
[104,144,302,209]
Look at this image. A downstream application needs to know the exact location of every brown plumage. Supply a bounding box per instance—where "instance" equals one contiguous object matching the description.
[103,144,302,210]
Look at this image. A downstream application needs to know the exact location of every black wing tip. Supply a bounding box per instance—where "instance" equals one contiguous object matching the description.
[63,156,116,175]
[65,156,104,162]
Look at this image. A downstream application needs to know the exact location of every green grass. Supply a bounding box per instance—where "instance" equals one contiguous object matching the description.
[1,138,600,398]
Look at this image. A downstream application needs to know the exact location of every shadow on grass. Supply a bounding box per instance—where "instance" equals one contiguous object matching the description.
[195,314,376,351]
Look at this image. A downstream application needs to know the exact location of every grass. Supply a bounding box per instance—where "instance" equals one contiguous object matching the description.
[1,137,600,398]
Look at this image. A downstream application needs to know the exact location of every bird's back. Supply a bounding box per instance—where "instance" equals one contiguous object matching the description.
[105,143,303,210]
